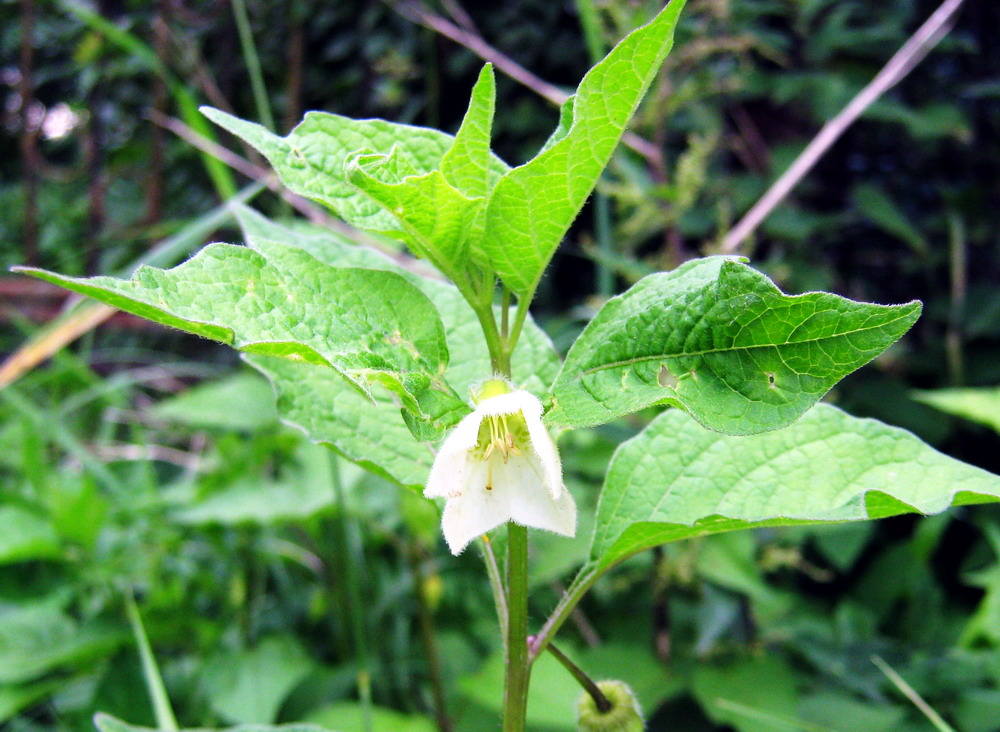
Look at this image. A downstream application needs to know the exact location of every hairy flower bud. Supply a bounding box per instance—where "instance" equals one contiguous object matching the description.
[577,680,644,732]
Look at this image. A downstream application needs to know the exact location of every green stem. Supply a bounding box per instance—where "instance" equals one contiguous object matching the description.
[125,591,179,732]
[503,522,530,732]
[330,456,373,732]
[546,643,612,714]
[480,535,509,637]
[529,564,601,664]
[408,544,453,732]
[231,0,275,132]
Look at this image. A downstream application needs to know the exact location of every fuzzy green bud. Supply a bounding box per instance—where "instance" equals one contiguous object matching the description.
[576,680,644,732]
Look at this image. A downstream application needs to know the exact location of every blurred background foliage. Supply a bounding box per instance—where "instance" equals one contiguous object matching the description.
[1,0,1000,730]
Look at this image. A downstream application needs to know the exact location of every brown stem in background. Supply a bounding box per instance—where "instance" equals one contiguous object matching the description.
[19,0,39,266]
[388,0,662,165]
[651,546,671,662]
[408,544,454,732]
[722,0,967,252]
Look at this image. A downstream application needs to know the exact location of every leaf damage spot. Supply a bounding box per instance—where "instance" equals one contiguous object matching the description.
[767,372,776,388]
[658,365,678,389]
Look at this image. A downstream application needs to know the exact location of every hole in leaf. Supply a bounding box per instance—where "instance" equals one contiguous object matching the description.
[658,365,678,389]
[767,372,776,388]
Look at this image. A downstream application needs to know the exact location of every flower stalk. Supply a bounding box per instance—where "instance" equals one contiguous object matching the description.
[503,521,530,732]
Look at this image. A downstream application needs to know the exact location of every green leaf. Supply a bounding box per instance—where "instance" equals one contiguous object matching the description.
[0,506,60,564]
[151,371,279,431]
[0,604,124,684]
[440,64,499,200]
[201,106,508,239]
[16,244,449,417]
[691,655,801,732]
[245,354,435,490]
[232,209,560,485]
[589,404,1000,572]
[480,0,687,298]
[912,387,1000,435]
[94,714,331,732]
[201,636,313,724]
[345,158,483,280]
[548,257,921,433]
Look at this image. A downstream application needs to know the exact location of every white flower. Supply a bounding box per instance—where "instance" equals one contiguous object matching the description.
[424,380,576,555]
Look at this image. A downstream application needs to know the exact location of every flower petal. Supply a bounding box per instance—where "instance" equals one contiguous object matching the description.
[424,409,484,498]
[440,461,512,554]
[525,413,563,499]
[495,455,576,537]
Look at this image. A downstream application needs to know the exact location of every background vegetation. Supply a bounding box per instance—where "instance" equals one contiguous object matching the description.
[1,1,999,730]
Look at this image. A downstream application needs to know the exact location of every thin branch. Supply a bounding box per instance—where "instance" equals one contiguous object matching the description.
[722,0,966,253]
[480,535,509,637]
[871,655,956,732]
[388,0,661,163]
[545,642,612,714]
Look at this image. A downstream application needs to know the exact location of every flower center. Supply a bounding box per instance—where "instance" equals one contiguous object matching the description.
[477,413,527,463]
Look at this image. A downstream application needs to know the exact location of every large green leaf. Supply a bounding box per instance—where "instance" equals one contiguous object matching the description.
[201,105,508,240]
[245,353,435,490]
[480,0,686,298]
[233,209,560,486]
[16,244,449,417]
[548,257,921,433]
[589,404,1000,572]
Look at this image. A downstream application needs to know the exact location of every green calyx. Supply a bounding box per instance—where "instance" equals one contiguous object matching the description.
[577,681,644,732]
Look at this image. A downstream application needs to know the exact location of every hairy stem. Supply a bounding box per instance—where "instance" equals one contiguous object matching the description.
[503,522,530,731]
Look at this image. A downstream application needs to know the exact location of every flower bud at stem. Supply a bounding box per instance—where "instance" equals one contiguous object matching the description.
[576,680,644,732]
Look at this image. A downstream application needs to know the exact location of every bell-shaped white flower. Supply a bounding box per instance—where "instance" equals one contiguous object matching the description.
[424,379,576,555]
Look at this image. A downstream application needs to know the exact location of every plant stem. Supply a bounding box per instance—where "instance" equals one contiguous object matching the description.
[480,535,509,637]
[231,0,275,133]
[330,456,373,732]
[408,543,454,732]
[529,564,601,663]
[125,590,179,732]
[546,642,612,713]
[503,522,530,731]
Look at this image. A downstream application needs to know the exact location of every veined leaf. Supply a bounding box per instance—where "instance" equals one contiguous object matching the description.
[233,209,560,486]
[481,0,687,298]
[589,405,1000,572]
[345,158,483,279]
[246,353,435,490]
[440,64,499,200]
[201,106,508,239]
[16,244,449,415]
[548,257,921,434]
